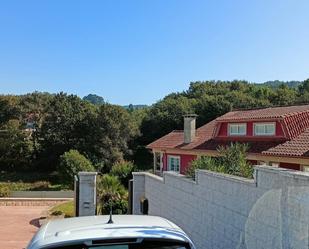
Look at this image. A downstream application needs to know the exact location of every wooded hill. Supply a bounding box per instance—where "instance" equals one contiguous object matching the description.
[1,79,309,172]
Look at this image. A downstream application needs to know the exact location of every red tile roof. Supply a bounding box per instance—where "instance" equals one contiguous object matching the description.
[262,128,309,157]
[147,105,309,158]
[147,120,217,150]
[217,104,309,122]
[147,120,283,154]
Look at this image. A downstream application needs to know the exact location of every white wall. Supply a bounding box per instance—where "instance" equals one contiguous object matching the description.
[133,166,309,249]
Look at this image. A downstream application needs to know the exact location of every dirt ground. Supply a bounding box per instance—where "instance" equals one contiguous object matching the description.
[0,205,49,249]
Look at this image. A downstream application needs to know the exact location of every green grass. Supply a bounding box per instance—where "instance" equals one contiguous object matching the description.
[0,171,71,191]
[49,201,75,218]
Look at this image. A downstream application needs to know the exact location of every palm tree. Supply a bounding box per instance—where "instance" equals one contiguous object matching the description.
[97,174,128,214]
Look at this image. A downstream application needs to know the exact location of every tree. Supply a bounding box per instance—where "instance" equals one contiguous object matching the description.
[58,150,95,186]
[39,93,97,170]
[110,160,135,187]
[83,94,104,105]
[97,174,128,214]
[270,84,297,106]
[89,103,139,171]
[298,79,309,94]
[0,119,33,171]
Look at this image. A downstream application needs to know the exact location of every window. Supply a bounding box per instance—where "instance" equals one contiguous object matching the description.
[154,152,162,171]
[168,156,180,172]
[229,123,246,136]
[254,123,275,136]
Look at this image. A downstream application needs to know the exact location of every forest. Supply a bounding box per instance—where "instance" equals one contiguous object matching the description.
[1,79,309,174]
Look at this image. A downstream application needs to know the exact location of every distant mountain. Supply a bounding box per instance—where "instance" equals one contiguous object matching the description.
[259,80,303,88]
[83,94,105,105]
[123,104,148,110]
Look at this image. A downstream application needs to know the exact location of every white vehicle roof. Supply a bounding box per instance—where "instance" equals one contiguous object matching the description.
[27,215,194,249]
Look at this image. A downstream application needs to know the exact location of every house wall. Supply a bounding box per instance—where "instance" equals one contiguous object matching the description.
[217,121,285,138]
[163,153,197,174]
[133,167,309,249]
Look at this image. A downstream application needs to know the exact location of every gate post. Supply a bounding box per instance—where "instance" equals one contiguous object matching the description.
[74,175,79,216]
[128,179,133,214]
[78,172,98,216]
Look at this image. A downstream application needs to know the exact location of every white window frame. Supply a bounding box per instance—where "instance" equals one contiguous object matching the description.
[154,152,163,172]
[228,123,247,136]
[167,155,180,173]
[254,122,276,136]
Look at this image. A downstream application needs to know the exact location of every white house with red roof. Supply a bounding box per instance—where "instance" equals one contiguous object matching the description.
[147,105,309,174]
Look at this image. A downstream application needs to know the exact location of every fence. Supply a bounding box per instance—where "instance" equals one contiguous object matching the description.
[133,166,309,249]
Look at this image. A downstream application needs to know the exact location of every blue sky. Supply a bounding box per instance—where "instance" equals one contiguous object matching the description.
[0,0,308,105]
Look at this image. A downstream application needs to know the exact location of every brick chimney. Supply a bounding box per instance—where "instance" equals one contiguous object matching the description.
[183,114,197,143]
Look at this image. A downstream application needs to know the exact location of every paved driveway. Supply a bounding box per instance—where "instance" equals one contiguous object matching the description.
[0,206,49,249]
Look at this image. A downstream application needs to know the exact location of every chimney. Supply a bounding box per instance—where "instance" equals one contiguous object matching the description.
[183,114,197,143]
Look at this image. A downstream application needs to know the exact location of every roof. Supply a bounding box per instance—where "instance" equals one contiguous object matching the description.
[262,128,309,157]
[147,105,309,158]
[28,215,192,249]
[147,120,282,154]
[216,104,309,122]
[147,120,217,150]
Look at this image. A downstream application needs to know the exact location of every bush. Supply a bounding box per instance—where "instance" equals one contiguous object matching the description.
[110,160,134,187]
[186,143,253,179]
[217,143,253,178]
[97,174,128,215]
[58,150,95,187]
[186,156,226,180]
[0,184,11,197]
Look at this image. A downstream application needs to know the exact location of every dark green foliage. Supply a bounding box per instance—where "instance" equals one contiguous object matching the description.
[1,79,309,174]
[97,174,128,215]
[110,160,135,187]
[186,143,253,179]
[217,143,253,178]
[83,94,105,105]
[58,150,95,186]
[0,119,33,171]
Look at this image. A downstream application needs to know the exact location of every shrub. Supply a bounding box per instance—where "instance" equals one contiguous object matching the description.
[58,150,95,187]
[110,160,134,187]
[217,143,253,178]
[97,174,128,215]
[186,143,253,179]
[0,184,11,197]
[186,156,222,180]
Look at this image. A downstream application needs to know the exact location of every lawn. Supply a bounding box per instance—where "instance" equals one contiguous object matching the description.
[0,171,71,195]
[49,201,75,218]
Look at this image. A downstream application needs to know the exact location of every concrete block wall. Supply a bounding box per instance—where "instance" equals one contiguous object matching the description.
[133,166,309,249]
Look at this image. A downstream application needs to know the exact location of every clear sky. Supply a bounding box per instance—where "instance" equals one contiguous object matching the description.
[0,0,308,105]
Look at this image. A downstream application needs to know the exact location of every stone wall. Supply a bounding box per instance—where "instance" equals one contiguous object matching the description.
[133,166,309,249]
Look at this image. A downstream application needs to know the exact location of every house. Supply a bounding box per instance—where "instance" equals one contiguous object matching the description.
[147,105,309,174]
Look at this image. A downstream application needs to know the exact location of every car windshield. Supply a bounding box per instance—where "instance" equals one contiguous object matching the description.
[43,239,191,249]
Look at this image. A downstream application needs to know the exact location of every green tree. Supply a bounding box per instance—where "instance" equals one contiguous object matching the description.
[0,119,33,171]
[89,103,139,171]
[110,160,135,187]
[83,94,105,105]
[298,79,309,94]
[39,93,97,170]
[97,174,128,214]
[270,84,297,106]
[58,149,95,186]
